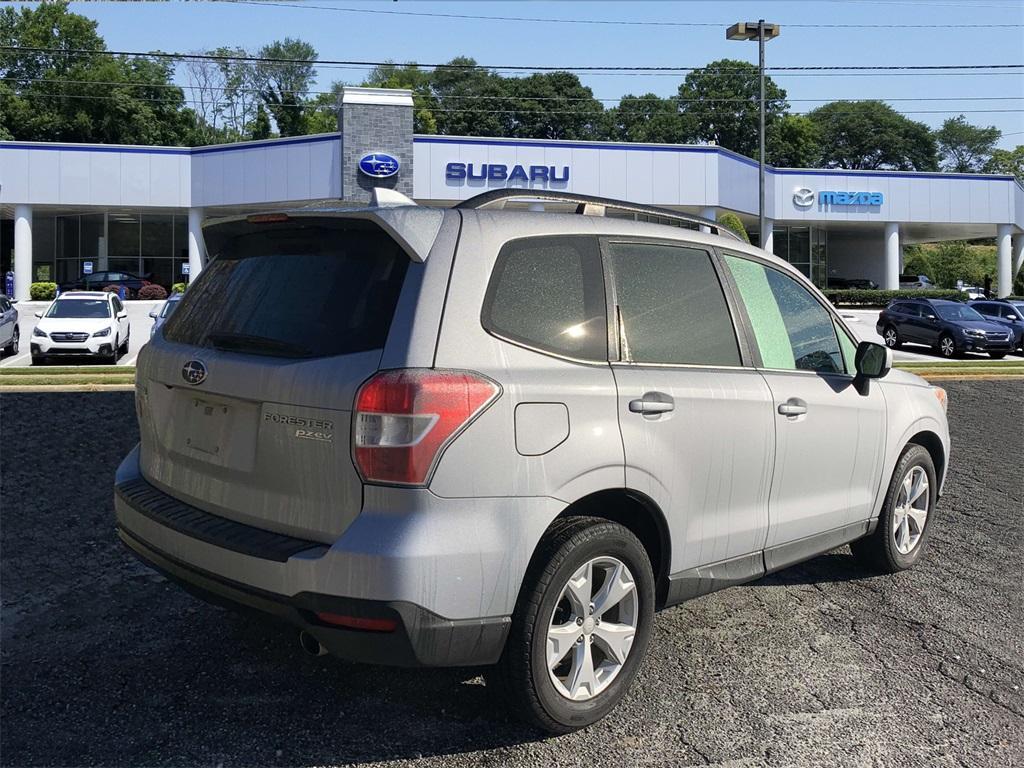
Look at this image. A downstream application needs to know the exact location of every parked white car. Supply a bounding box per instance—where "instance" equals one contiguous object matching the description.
[31,291,130,365]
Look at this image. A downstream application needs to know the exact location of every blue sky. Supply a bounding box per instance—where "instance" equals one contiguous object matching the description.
[19,0,1024,147]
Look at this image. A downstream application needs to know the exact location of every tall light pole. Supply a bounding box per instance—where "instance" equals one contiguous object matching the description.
[726,20,779,249]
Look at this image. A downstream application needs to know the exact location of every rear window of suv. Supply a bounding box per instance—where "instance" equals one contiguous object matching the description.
[163,218,409,359]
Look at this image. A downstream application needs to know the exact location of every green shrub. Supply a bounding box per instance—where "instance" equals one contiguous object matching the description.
[717,212,750,244]
[171,282,187,294]
[824,289,965,307]
[29,282,57,301]
[137,284,168,300]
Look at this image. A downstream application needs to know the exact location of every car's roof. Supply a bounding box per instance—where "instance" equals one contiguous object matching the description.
[58,291,110,299]
[924,299,962,306]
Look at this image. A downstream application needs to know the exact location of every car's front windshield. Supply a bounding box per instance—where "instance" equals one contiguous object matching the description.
[45,299,111,319]
[161,298,181,318]
[935,304,984,322]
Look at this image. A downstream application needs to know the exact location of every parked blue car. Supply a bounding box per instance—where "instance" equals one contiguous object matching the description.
[147,293,183,339]
[967,299,1024,353]
[877,298,1014,358]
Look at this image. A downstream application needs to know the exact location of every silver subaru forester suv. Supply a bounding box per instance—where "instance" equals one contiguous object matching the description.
[115,189,950,733]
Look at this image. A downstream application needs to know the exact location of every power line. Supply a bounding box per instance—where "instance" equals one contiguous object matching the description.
[4,75,1021,106]
[3,45,1022,75]
[15,90,1024,117]
[208,0,1024,29]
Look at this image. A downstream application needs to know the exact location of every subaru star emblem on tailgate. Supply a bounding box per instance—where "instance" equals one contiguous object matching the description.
[182,360,207,385]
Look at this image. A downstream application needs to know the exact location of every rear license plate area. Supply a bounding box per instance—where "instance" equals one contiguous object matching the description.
[186,398,229,456]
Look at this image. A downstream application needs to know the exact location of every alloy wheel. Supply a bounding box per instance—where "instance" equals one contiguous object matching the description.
[11,329,18,354]
[884,328,898,347]
[893,466,929,555]
[546,556,639,702]
[940,337,955,357]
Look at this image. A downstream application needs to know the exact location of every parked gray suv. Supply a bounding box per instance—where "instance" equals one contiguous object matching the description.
[115,189,950,733]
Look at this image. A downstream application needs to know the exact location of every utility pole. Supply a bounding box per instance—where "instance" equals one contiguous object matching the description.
[727,20,780,249]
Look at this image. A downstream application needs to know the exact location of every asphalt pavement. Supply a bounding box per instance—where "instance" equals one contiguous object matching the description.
[1,381,1022,767]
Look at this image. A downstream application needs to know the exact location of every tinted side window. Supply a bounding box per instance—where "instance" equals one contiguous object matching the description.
[904,303,922,318]
[482,236,607,360]
[724,254,844,374]
[607,241,740,366]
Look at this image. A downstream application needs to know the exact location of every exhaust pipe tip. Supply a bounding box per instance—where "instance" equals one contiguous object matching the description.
[299,630,328,657]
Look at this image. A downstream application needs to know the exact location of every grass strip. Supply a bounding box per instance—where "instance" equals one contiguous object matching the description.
[0,365,129,376]
[0,375,136,386]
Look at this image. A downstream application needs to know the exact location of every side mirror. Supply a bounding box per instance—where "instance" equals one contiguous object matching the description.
[148,310,158,319]
[117,311,128,319]
[855,341,892,380]
[34,311,42,319]
[926,314,937,321]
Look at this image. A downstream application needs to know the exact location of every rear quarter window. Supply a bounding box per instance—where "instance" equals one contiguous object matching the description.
[481,236,607,361]
[163,218,410,359]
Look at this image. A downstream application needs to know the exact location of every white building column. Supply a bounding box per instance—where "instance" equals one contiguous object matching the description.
[1012,233,1024,278]
[13,204,32,302]
[761,218,774,253]
[187,208,205,281]
[699,207,716,234]
[884,222,901,291]
[996,224,1012,298]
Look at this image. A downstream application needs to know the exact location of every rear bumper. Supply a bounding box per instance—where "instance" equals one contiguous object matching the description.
[117,525,509,667]
[114,445,562,667]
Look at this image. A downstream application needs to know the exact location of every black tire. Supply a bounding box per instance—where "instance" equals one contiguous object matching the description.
[486,517,655,734]
[851,444,937,574]
[937,333,957,358]
[882,325,900,349]
[119,332,129,354]
[109,337,120,364]
[3,327,17,356]
[989,352,1006,360]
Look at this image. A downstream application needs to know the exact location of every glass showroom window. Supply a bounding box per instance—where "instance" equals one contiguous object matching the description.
[142,214,174,289]
[55,216,80,286]
[108,213,141,277]
[32,215,55,283]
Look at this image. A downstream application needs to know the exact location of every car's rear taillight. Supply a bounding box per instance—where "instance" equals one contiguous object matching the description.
[353,369,500,486]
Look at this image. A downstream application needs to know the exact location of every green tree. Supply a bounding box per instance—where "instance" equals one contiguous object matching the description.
[0,2,198,145]
[983,145,1024,183]
[250,104,272,140]
[807,100,937,171]
[606,93,694,144]
[676,59,788,158]
[767,114,821,168]
[506,71,604,140]
[305,81,344,135]
[717,212,750,243]
[256,38,316,137]
[431,57,510,137]
[364,63,437,133]
[935,115,1001,172]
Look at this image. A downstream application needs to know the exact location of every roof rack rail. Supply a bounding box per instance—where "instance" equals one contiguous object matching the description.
[454,189,741,241]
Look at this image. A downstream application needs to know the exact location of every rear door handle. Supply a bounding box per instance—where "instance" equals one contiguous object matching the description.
[778,399,808,417]
[629,398,674,415]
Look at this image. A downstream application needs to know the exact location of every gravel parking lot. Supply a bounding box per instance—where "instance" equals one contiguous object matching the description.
[1,381,1022,768]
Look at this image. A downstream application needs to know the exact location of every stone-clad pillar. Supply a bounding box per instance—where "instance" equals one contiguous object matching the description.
[340,87,414,204]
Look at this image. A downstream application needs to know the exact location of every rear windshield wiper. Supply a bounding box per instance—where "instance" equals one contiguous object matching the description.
[206,331,314,358]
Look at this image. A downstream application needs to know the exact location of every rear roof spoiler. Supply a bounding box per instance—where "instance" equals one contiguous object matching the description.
[203,192,444,263]
[456,189,741,241]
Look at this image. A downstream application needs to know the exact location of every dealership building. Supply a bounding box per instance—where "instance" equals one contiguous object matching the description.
[2,86,1023,301]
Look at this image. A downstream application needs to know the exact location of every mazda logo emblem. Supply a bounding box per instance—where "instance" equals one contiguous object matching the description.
[182,359,207,385]
[793,187,815,207]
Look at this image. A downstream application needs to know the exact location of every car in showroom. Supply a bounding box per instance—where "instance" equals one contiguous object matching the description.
[0,294,19,358]
[898,274,936,290]
[60,270,151,298]
[968,299,1024,353]
[148,293,184,339]
[114,189,950,733]
[31,291,130,364]
[877,298,1014,358]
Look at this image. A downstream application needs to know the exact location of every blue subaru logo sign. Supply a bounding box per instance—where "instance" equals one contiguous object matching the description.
[182,359,207,386]
[358,152,400,179]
